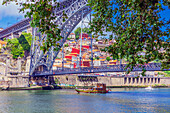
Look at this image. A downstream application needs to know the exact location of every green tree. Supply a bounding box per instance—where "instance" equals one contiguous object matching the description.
[18,33,32,57]
[67,37,71,40]
[164,71,170,77]
[96,56,100,60]
[88,0,170,75]
[6,33,32,59]
[6,38,24,59]
[83,27,90,35]
[64,44,69,47]
[74,27,90,40]
[74,27,81,40]
[106,57,111,62]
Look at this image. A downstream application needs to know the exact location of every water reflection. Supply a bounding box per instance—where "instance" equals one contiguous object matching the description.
[0,88,170,113]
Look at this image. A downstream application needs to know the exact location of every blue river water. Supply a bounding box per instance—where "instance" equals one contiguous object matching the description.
[0,88,170,113]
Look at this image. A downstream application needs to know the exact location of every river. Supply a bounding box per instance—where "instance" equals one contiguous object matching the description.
[0,88,170,113]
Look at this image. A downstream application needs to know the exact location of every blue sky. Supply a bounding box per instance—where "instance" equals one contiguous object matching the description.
[0,1,169,30]
[0,1,25,29]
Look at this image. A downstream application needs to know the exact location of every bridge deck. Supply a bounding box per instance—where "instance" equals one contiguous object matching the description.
[32,63,170,76]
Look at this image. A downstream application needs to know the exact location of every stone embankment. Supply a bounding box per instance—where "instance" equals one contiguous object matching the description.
[54,75,170,87]
[0,55,30,88]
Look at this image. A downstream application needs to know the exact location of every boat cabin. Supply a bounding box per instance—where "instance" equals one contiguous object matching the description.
[93,83,106,91]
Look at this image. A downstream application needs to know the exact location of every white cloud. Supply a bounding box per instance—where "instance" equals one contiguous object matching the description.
[0,0,24,20]
[0,0,66,20]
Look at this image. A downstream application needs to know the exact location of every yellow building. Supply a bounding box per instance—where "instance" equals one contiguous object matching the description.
[0,28,3,31]
[0,40,7,49]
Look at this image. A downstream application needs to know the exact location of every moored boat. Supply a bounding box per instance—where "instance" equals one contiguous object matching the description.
[1,86,9,91]
[75,83,111,93]
[145,86,153,90]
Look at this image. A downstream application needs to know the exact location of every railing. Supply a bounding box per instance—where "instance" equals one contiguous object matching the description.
[32,63,170,76]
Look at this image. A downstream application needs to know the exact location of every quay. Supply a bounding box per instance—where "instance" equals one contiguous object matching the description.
[52,75,170,88]
[1,75,170,90]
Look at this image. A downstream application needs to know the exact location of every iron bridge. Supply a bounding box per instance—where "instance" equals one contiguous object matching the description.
[32,63,170,77]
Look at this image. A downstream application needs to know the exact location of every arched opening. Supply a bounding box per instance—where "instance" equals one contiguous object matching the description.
[136,78,139,84]
[34,65,48,73]
[140,78,143,83]
[129,78,131,84]
[151,78,153,83]
[158,78,160,84]
[148,78,150,83]
[144,78,146,84]
[133,78,135,84]
[30,76,48,86]
[124,77,127,84]
[155,78,157,83]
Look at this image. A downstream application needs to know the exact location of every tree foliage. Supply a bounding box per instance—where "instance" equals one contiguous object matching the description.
[6,32,32,59]
[106,57,111,61]
[64,43,69,47]
[88,0,170,74]
[6,38,24,59]
[74,27,90,40]
[74,27,81,40]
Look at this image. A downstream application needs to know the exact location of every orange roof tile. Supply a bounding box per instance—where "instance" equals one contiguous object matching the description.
[53,64,71,68]
[99,59,105,61]
[0,40,7,45]
[109,60,117,62]
[81,66,88,67]
[99,56,105,58]
[83,59,91,61]
[70,33,75,35]
[70,53,78,54]
[107,64,116,65]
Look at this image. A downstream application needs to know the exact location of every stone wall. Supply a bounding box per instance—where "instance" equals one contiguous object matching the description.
[54,75,170,86]
[0,55,30,87]
[7,76,29,87]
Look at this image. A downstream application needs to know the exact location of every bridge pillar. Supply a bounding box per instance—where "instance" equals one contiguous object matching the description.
[6,56,10,76]
[11,32,14,39]
[153,78,155,84]
[130,77,133,85]
[17,57,21,74]
[146,78,148,85]
[134,78,137,85]
[25,56,31,74]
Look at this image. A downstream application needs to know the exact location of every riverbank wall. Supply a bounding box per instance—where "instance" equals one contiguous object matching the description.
[0,75,29,88]
[54,75,170,87]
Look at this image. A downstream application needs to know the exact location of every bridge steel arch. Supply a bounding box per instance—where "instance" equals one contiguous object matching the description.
[29,0,92,75]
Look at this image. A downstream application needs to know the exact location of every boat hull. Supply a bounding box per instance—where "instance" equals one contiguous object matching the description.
[75,89,109,93]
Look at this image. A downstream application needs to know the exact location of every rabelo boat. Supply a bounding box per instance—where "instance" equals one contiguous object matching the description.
[75,83,111,93]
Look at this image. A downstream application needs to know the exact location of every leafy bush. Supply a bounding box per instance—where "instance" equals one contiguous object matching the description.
[6,33,32,59]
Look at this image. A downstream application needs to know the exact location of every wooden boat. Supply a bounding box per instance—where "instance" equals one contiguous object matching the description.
[1,86,9,91]
[75,83,111,93]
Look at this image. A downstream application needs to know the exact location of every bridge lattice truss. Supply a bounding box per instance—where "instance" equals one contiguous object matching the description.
[30,0,91,75]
